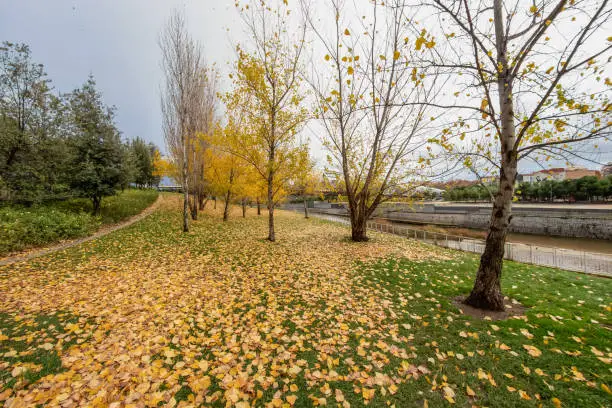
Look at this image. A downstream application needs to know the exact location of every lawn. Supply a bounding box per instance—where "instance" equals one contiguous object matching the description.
[0,194,610,407]
[0,189,159,256]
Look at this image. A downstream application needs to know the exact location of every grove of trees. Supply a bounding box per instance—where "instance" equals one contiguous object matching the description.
[0,42,160,213]
[153,0,610,311]
[517,176,612,202]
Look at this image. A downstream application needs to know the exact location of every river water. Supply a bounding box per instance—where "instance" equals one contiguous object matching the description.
[371,218,612,255]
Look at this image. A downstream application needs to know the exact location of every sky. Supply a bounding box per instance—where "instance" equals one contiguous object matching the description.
[1,0,610,178]
[0,0,239,152]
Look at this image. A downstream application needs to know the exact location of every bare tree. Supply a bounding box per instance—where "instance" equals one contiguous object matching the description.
[188,67,218,220]
[302,0,441,241]
[422,0,611,310]
[159,10,204,232]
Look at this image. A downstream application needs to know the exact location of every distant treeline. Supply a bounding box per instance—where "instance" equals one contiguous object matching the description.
[516,176,612,202]
[443,175,612,202]
[443,184,499,202]
[0,42,159,213]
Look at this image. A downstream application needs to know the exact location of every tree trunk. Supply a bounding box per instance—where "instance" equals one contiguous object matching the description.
[190,193,198,220]
[267,152,276,242]
[242,198,246,218]
[257,199,261,215]
[350,206,368,241]
[182,154,189,233]
[198,192,207,210]
[303,196,309,218]
[465,0,516,311]
[213,197,217,209]
[223,189,231,222]
[92,196,102,216]
[464,167,516,310]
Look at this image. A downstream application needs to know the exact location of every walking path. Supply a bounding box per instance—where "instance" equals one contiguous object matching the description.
[0,195,162,267]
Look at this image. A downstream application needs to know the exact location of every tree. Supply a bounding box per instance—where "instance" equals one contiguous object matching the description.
[0,42,70,203]
[291,146,319,218]
[423,0,611,310]
[187,68,218,219]
[130,137,159,188]
[66,76,124,215]
[204,123,252,222]
[302,0,440,241]
[159,10,208,232]
[228,0,308,241]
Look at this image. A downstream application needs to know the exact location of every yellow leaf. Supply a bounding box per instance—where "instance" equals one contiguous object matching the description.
[347,66,354,75]
[344,28,350,36]
[324,54,330,61]
[523,344,542,357]
[466,385,476,397]
[552,397,562,407]
[518,390,531,400]
[362,388,375,400]
[393,50,401,60]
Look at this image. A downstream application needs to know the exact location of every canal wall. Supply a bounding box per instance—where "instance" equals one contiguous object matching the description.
[284,202,612,240]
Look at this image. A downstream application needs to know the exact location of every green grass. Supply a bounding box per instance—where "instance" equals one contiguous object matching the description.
[349,256,612,407]
[0,189,158,255]
[0,311,85,391]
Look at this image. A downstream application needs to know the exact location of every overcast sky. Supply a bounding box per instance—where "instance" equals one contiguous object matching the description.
[0,0,239,152]
[1,0,609,175]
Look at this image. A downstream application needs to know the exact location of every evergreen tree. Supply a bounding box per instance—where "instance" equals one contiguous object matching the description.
[66,76,124,214]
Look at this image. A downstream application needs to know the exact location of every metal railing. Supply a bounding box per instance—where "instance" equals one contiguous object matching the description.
[301,211,612,277]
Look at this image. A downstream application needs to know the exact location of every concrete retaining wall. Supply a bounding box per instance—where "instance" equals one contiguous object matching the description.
[286,203,612,240]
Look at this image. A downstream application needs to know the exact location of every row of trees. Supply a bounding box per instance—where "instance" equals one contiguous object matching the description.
[0,42,160,213]
[518,176,612,202]
[444,175,612,203]
[444,185,499,202]
[158,8,317,239]
[160,0,610,311]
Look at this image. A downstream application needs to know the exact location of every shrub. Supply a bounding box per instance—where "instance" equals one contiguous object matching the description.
[0,189,158,256]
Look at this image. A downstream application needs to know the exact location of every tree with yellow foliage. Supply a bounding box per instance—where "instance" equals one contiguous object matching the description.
[290,146,320,219]
[227,0,308,241]
[204,124,251,222]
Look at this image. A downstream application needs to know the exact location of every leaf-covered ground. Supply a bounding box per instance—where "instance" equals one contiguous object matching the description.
[1,194,610,407]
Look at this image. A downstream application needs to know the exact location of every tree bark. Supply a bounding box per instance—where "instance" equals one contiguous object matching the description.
[303,196,309,219]
[267,149,276,242]
[189,192,198,220]
[349,206,368,241]
[198,191,207,210]
[213,197,217,209]
[257,199,261,215]
[92,196,102,216]
[223,189,231,222]
[242,198,246,218]
[182,151,189,233]
[465,0,516,311]
[464,165,516,311]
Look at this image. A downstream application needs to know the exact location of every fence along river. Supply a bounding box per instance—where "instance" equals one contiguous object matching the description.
[300,211,612,278]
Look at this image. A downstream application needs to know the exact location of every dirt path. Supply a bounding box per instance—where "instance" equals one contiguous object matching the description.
[0,195,162,267]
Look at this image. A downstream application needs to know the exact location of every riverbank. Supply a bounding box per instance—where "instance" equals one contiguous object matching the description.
[372,218,612,255]
[289,201,612,240]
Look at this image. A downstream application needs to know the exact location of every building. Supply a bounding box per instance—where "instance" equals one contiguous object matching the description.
[603,162,612,177]
[522,167,601,183]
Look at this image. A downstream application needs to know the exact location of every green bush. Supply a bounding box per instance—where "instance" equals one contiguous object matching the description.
[0,189,158,256]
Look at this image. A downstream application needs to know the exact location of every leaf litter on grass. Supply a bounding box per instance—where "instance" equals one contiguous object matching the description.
[1,195,450,407]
